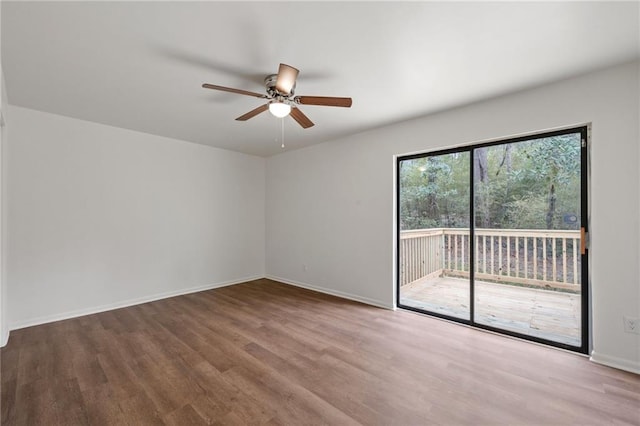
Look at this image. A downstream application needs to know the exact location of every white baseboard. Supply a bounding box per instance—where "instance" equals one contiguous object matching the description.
[1,329,9,347]
[265,274,394,310]
[9,275,263,332]
[590,350,640,375]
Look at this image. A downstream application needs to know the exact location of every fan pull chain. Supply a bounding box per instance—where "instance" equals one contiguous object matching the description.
[281,117,285,149]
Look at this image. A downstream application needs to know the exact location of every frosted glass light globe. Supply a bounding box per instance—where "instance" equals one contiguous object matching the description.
[269,102,291,118]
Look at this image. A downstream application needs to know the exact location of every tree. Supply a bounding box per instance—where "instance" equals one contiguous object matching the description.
[474,148,490,227]
[399,133,581,231]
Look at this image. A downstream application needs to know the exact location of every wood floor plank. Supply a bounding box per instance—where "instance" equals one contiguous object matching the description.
[163,403,207,425]
[96,349,145,400]
[0,378,17,424]
[80,383,129,425]
[117,391,165,425]
[14,379,58,425]
[2,278,639,425]
[190,361,275,423]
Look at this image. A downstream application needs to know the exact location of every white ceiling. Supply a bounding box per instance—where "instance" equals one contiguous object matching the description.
[2,1,639,157]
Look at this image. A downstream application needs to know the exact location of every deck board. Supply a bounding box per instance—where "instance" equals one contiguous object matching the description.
[400,276,581,346]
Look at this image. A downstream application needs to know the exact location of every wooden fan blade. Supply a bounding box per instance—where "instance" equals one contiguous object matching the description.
[202,83,267,99]
[236,104,269,121]
[290,107,314,129]
[275,63,299,95]
[296,96,352,108]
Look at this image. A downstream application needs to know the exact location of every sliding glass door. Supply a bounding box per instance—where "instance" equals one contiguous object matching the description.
[398,151,471,320]
[397,126,588,353]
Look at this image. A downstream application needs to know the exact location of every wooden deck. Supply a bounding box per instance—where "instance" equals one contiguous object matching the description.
[400,276,581,346]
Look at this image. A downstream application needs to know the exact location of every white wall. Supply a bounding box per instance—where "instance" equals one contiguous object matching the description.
[7,106,265,329]
[266,61,640,373]
[0,71,7,347]
[0,0,8,346]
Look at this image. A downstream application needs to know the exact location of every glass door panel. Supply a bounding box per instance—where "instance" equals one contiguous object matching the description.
[398,152,471,320]
[473,133,583,347]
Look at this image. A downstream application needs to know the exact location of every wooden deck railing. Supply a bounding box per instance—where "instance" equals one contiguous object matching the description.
[400,228,581,291]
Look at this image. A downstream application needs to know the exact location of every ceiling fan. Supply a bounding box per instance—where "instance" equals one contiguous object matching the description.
[202,63,352,129]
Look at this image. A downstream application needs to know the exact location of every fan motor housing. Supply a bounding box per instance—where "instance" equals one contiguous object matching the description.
[265,74,295,96]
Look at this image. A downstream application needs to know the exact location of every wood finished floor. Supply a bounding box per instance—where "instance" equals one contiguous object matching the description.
[1,279,639,425]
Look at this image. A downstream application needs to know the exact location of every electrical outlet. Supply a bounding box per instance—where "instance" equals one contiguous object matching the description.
[623,316,640,334]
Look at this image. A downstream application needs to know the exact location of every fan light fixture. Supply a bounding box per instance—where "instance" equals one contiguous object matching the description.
[202,63,353,129]
[269,102,291,118]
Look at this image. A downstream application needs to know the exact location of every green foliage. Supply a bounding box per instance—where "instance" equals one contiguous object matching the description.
[400,153,470,229]
[400,134,581,230]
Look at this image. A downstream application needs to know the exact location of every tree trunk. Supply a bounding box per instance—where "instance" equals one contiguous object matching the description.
[427,170,437,218]
[474,148,488,183]
[496,144,512,175]
[546,183,556,229]
[495,145,513,225]
[474,148,490,227]
[505,144,512,173]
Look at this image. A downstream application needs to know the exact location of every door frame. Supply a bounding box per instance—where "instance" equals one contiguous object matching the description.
[396,125,590,354]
